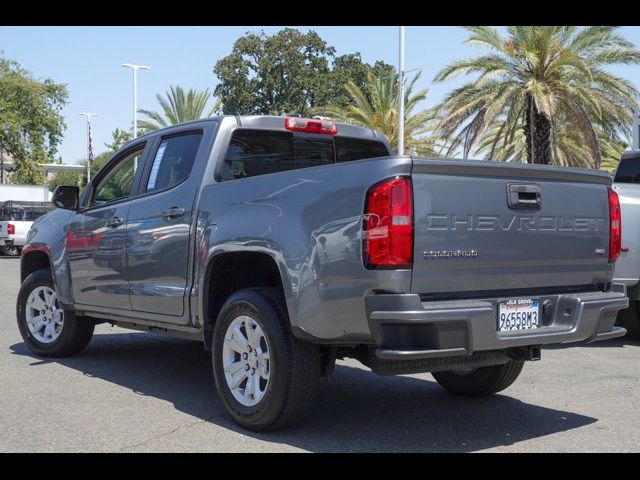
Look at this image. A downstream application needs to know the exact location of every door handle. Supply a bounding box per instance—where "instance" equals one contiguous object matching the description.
[106,216,124,228]
[163,207,185,220]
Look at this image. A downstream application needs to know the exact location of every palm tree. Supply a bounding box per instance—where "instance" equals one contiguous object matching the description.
[316,69,441,156]
[435,26,640,167]
[138,86,221,132]
[477,117,628,171]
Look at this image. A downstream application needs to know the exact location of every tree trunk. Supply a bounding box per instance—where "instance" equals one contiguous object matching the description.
[524,95,552,164]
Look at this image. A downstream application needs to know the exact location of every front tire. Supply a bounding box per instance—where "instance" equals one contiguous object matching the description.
[212,288,321,431]
[432,360,524,397]
[617,301,640,340]
[17,268,94,357]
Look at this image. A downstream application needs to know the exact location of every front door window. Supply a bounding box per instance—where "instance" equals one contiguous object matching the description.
[92,149,143,207]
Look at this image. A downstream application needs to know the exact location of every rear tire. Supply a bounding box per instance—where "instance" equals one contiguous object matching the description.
[212,287,321,431]
[617,301,640,340]
[432,360,524,397]
[17,268,94,357]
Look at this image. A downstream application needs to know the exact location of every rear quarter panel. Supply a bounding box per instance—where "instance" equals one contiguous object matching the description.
[196,156,413,343]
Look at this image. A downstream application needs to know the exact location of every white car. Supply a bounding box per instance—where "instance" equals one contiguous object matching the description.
[0,201,53,256]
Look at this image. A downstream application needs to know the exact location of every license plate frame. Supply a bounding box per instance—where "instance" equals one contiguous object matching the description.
[497,298,540,332]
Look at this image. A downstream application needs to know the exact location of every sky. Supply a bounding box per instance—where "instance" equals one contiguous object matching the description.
[2,26,640,163]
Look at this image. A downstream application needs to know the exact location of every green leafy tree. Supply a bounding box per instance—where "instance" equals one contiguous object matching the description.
[435,26,640,167]
[48,169,82,190]
[317,55,394,109]
[316,69,441,156]
[92,151,112,170]
[138,86,221,132]
[319,53,370,108]
[105,128,132,151]
[78,150,113,187]
[213,29,393,115]
[0,56,68,184]
[73,130,132,189]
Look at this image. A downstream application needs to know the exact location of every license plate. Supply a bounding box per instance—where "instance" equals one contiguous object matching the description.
[498,299,540,332]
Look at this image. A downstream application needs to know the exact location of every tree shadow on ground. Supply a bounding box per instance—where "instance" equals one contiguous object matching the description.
[11,331,597,452]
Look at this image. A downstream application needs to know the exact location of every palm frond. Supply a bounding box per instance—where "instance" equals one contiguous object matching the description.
[434,26,640,167]
[314,68,440,156]
[138,85,220,132]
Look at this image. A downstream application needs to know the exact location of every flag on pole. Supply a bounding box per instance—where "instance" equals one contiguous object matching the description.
[88,122,95,163]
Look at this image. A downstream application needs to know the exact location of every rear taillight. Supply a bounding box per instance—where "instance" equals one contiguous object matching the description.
[364,176,413,268]
[285,117,337,135]
[7,223,15,235]
[608,187,621,262]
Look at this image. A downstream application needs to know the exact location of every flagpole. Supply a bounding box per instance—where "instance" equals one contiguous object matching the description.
[79,112,98,184]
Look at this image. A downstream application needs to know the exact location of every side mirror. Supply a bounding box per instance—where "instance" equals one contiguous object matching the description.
[52,185,80,211]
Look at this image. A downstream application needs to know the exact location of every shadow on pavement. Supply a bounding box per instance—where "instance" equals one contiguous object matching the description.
[11,331,597,452]
[543,337,640,350]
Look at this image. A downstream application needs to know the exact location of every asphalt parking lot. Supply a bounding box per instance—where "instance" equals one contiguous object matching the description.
[0,257,639,452]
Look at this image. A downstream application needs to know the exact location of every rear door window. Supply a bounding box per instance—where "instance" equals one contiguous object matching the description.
[146,133,202,193]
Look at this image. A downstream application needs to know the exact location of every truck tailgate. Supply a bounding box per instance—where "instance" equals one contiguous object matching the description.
[411,159,613,297]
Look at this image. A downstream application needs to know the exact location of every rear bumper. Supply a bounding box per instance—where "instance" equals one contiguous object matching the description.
[0,238,12,246]
[365,285,629,361]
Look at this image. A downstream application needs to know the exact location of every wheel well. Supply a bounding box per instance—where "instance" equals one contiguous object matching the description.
[204,252,285,350]
[21,251,51,282]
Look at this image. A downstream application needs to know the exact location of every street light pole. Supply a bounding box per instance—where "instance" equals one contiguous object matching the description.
[79,112,98,184]
[398,26,405,156]
[121,63,150,139]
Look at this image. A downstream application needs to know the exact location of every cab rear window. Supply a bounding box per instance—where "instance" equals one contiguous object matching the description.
[335,136,390,162]
[222,129,389,180]
[614,155,640,183]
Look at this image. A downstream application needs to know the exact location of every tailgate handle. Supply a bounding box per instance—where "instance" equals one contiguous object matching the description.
[507,184,541,210]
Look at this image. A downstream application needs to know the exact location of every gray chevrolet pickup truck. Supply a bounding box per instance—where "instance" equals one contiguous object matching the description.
[17,115,628,431]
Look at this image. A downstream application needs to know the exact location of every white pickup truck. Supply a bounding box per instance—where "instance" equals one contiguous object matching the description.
[0,201,53,256]
[613,151,640,339]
